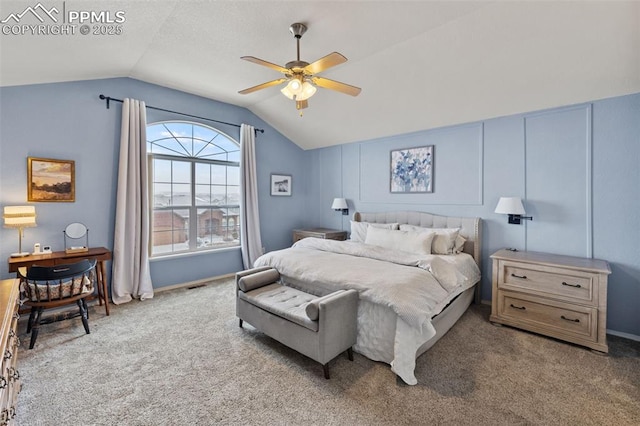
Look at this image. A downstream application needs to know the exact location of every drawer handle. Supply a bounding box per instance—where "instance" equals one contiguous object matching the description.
[561,315,580,323]
[511,273,527,279]
[561,281,582,289]
[9,368,19,381]
[510,304,526,311]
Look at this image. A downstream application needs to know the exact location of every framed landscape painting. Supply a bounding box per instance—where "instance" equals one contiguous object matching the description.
[28,157,75,202]
[390,145,434,193]
[270,174,292,196]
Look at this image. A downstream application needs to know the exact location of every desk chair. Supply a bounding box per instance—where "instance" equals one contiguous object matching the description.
[18,259,97,349]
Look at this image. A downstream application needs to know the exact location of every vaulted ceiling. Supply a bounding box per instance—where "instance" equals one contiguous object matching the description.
[1,1,638,150]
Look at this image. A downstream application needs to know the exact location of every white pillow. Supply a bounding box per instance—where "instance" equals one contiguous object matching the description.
[399,225,460,255]
[454,235,467,253]
[364,227,435,255]
[350,221,399,243]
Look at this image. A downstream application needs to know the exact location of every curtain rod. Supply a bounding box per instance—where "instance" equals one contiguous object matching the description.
[98,94,265,134]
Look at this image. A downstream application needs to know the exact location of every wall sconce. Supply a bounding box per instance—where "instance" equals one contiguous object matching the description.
[494,197,533,224]
[331,198,349,216]
[3,205,37,257]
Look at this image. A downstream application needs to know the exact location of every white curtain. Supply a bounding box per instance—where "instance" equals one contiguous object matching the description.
[112,98,154,304]
[240,124,263,269]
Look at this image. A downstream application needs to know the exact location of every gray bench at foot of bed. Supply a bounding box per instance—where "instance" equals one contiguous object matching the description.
[235,266,358,379]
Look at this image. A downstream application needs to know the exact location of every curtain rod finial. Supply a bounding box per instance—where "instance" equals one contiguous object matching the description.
[99,94,111,109]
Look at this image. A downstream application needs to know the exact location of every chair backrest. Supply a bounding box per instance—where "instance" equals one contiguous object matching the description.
[19,259,97,303]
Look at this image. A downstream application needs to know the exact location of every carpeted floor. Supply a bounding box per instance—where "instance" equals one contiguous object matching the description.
[15,278,640,425]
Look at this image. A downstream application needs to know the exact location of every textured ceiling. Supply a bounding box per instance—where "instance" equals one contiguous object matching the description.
[1,1,639,150]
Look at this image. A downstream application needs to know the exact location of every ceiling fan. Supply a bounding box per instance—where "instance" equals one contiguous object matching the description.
[238,23,361,112]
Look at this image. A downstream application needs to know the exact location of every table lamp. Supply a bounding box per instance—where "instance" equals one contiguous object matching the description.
[3,206,37,257]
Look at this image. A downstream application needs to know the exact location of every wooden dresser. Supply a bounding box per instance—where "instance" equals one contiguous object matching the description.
[0,279,21,425]
[292,228,347,244]
[490,249,611,353]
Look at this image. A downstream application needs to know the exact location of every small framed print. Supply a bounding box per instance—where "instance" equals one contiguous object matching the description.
[27,157,75,202]
[270,174,292,196]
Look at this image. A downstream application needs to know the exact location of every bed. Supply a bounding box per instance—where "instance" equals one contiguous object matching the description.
[253,211,482,385]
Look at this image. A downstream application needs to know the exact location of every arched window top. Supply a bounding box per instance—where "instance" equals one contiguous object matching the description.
[147,121,239,162]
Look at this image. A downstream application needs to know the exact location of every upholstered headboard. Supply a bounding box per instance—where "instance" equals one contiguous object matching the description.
[353,211,482,270]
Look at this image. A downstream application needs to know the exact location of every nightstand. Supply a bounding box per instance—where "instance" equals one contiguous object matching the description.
[292,228,347,244]
[490,249,611,353]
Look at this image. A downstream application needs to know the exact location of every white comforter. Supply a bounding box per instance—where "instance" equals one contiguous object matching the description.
[253,238,481,384]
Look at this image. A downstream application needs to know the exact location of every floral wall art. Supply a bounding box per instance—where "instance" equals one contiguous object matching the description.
[390,146,433,193]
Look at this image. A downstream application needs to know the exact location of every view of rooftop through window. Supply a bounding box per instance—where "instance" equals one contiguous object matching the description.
[147,122,240,255]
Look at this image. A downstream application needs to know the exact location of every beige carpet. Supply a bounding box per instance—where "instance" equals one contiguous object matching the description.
[15,278,640,425]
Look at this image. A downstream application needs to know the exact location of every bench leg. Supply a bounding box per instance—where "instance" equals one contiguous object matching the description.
[323,363,330,380]
[239,318,243,328]
[347,347,354,361]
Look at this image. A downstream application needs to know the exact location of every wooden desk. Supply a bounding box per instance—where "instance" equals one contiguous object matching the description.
[8,247,112,316]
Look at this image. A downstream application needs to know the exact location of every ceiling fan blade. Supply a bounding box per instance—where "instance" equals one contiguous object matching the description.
[241,56,290,74]
[238,78,287,95]
[304,52,347,75]
[312,77,361,97]
[296,100,309,110]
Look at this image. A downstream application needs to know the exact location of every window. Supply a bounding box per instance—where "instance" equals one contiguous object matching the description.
[147,121,240,256]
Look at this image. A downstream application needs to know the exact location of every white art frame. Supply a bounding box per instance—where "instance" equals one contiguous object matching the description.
[270,174,292,196]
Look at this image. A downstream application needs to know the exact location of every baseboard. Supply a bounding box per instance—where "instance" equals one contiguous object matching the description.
[607,329,640,342]
[153,273,236,294]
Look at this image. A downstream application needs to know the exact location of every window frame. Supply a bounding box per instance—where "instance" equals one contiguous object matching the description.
[147,121,241,258]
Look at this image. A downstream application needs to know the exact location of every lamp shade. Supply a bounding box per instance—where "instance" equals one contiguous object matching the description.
[494,197,526,215]
[331,198,348,210]
[295,81,317,101]
[286,78,303,94]
[280,85,295,100]
[3,205,37,228]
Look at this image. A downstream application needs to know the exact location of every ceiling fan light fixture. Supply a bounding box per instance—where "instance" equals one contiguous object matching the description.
[286,77,303,95]
[295,81,317,101]
[280,85,295,100]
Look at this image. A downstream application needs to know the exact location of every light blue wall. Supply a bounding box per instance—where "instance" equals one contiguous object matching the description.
[0,78,312,288]
[309,93,640,337]
[1,78,637,336]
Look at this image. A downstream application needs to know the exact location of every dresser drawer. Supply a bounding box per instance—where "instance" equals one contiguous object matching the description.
[499,261,597,304]
[497,291,597,342]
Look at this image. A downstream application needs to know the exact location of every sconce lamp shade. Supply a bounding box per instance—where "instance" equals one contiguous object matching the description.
[331,198,348,210]
[494,197,526,215]
[3,205,37,257]
[494,197,532,225]
[331,198,349,216]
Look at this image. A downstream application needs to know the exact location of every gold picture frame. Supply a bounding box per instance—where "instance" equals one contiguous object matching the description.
[27,157,75,202]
